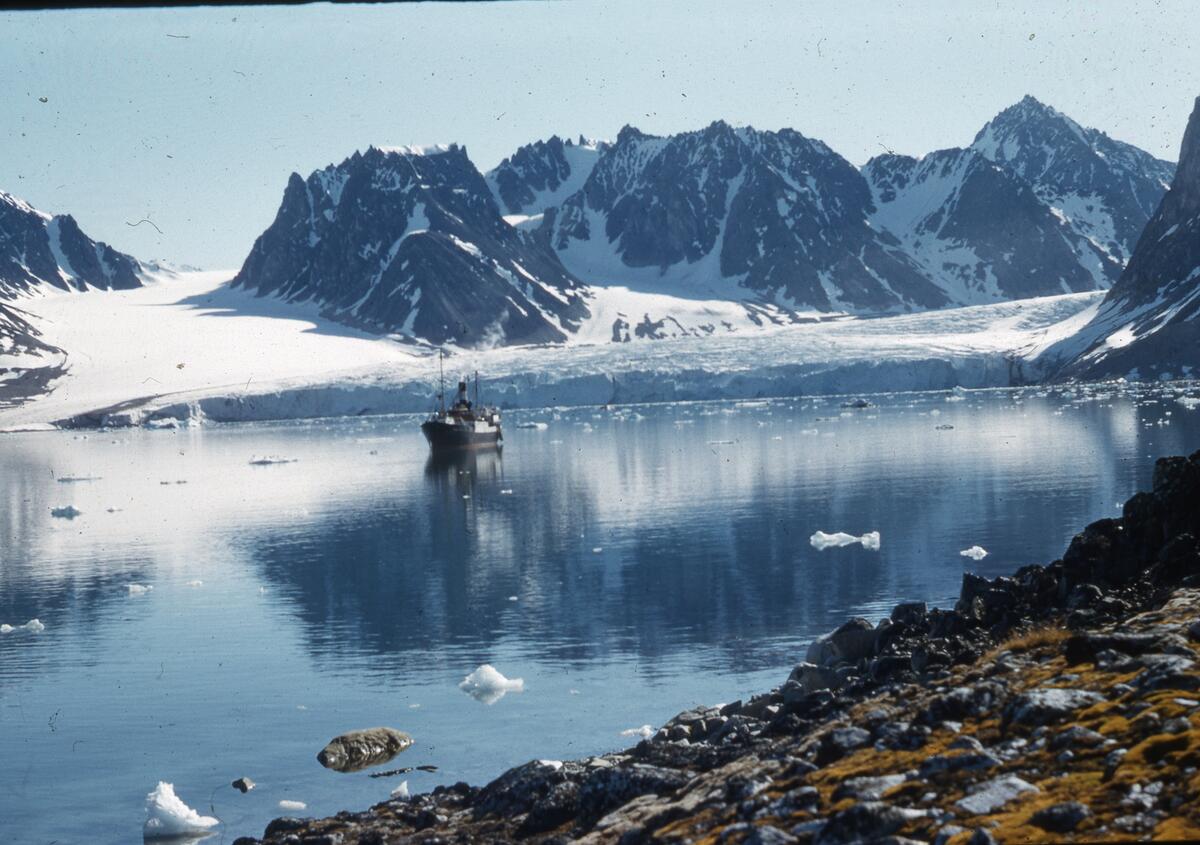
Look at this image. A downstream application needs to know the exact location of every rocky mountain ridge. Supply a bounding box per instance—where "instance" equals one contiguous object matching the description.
[231,98,1176,348]
[1040,96,1200,381]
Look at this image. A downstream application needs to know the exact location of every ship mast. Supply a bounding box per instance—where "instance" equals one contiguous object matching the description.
[438,349,446,414]
[474,370,479,407]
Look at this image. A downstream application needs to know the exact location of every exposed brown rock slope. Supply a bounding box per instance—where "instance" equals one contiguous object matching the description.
[237,453,1200,845]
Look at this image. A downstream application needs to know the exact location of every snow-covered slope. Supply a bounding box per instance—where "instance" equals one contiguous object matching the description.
[0,190,143,297]
[486,135,608,218]
[231,145,589,348]
[865,147,1116,302]
[972,95,1175,269]
[0,268,1104,430]
[1039,96,1200,381]
[549,121,947,312]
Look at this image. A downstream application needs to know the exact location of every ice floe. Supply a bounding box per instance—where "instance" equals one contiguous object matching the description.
[1,618,45,634]
[810,531,881,551]
[620,725,654,739]
[459,664,525,705]
[516,421,549,430]
[249,456,299,466]
[390,780,410,799]
[278,799,307,811]
[127,584,153,596]
[143,781,219,839]
[50,505,82,519]
[960,545,989,561]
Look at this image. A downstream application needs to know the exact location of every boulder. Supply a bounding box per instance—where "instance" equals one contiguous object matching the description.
[1003,688,1104,729]
[830,618,878,662]
[317,728,414,772]
[815,802,910,845]
[1030,801,1091,832]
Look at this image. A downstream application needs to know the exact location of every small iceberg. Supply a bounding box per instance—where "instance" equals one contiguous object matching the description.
[810,530,881,551]
[249,456,299,466]
[960,545,989,561]
[516,421,549,430]
[620,725,654,739]
[459,664,524,705]
[278,799,307,811]
[127,583,153,596]
[143,781,219,839]
[1,619,45,634]
[50,505,82,519]
[390,780,410,799]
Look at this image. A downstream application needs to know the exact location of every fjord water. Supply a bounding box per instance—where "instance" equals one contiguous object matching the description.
[1,386,1197,843]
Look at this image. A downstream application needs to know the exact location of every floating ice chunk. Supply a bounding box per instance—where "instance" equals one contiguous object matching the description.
[500,489,514,495]
[127,584,153,596]
[507,595,519,601]
[56,476,101,483]
[620,725,654,739]
[516,421,549,430]
[810,531,881,551]
[185,580,204,587]
[278,799,307,811]
[390,780,410,799]
[459,664,524,705]
[0,624,11,633]
[23,619,45,632]
[143,781,219,839]
[592,547,603,553]
[1178,397,1200,410]
[50,505,82,519]
[249,456,298,466]
[960,545,989,561]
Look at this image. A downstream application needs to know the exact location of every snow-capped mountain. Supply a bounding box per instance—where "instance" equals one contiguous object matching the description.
[1040,96,1200,380]
[232,144,589,348]
[972,96,1175,269]
[550,121,948,312]
[0,190,143,298]
[486,135,608,218]
[864,147,1117,302]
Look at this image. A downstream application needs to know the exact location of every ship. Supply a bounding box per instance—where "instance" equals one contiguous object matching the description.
[420,352,502,451]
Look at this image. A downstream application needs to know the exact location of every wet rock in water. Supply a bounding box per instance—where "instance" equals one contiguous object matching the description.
[967,829,998,845]
[1003,688,1104,728]
[1031,801,1092,832]
[232,777,256,793]
[317,727,414,772]
[955,775,1039,815]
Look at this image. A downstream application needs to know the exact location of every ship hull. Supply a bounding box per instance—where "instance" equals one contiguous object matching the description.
[421,420,502,451]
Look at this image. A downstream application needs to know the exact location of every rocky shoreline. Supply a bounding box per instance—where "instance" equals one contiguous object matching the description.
[235,453,1200,844]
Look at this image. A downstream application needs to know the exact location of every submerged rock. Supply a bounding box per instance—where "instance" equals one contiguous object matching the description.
[317,727,413,772]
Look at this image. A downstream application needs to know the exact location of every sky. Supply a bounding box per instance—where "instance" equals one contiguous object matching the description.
[2,0,1197,269]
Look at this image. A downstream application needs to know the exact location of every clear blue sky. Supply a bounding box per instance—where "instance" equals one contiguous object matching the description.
[2,1,1196,269]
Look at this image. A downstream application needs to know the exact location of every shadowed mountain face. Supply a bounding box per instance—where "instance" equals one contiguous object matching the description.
[1043,96,1200,380]
[863,97,1174,304]
[550,121,947,312]
[233,99,1175,346]
[972,96,1175,268]
[0,191,142,298]
[231,145,589,349]
[486,135,609,217]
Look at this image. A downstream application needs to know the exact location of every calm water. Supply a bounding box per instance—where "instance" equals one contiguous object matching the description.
[2,385,1198,843]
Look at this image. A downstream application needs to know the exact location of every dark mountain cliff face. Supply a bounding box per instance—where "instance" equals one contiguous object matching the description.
[232,145,589,348]
[1044,96,1200,380]
[0,191,142,298]
[550,121,946,312]
[486,135,608,217]
[972,95,1175,269]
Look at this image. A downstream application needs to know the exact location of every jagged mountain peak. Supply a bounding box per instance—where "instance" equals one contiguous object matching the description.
[486,134,609,217]
[0,190,143,298]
